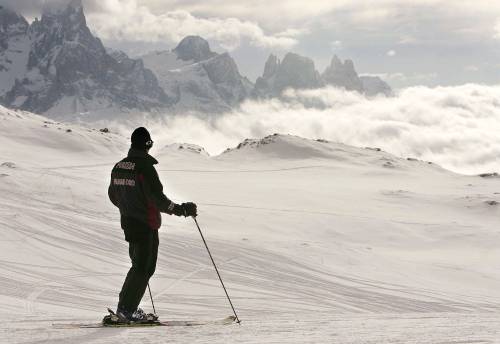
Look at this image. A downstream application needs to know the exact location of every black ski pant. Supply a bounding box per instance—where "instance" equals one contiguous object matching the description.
[118,229,159,313]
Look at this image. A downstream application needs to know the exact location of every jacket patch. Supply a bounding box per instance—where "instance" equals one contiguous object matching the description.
[113,178,136,186]
[116,161,136,170]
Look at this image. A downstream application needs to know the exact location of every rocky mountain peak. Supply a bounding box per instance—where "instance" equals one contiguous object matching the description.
[360,75,393,97]
[329,55,342,68]
[275,53,321,90]
[0,7,30,95]
[0,6,29,51]
[0,5,28,28]
[263,54,279,78]
[253,52,391,99]
[173,35,216,62]
[321,55,363,93]
[27,0,106,76]
[344,59,355,71]
[141,36,252,112]
[253,52,322,97]
[42,0,82,11]
[68,0,84,10]
[37,0,88,41]
[203,53,240,83]
[1,0,168,116]
[280,53,314,69]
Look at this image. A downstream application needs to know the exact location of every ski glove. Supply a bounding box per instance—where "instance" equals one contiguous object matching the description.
[171,202,197,217]
[181,202,197,217]
[181,202,198,217]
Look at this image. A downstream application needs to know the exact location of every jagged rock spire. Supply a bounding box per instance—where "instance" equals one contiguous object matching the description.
[321,55,363,92]
[253,52,322,97]
[263,54,279,79]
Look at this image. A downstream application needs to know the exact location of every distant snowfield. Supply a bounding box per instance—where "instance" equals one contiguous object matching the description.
[0,106,499,343]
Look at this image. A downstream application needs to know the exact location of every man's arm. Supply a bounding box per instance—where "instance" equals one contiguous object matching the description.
[143,165,184,215]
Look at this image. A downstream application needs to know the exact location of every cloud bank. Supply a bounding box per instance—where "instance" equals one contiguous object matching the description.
[127,84,500,175]
[86,0,297,50]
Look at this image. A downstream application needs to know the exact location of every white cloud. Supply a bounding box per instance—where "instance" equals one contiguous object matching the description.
[397,34,418,44]
[363,72,438,85]
[140,0,352,27]
[465,65,479,72]
[114,84,500,175]
[275,28,309,38]
[86,0,297,50]
[494,20,500,39]
[330,40,343,50]
[350,7,395,24]
[386,50,396,57]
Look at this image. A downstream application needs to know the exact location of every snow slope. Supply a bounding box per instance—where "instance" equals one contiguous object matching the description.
[0,106,499,343]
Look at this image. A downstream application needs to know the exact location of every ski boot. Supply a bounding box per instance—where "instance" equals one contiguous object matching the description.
[132,308,159,323]
[102,307,159,326]
[102,308,123,325]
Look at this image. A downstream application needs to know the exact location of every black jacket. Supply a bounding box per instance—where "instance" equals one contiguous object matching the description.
[108,148,179,241]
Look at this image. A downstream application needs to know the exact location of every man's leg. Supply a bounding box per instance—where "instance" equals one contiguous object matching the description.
[118,232,154,313]
[148,230,159,279]
[117,242,136,310]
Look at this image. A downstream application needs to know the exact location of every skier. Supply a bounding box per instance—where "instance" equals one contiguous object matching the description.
[108,127,197,323]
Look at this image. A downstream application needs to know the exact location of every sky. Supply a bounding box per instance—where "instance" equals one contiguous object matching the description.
[3,0,500,88]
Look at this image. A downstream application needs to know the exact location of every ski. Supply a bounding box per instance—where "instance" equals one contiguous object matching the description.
[52,315,237,329]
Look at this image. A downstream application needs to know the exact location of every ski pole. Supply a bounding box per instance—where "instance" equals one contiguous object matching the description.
[147,283,156,315]
[192,217,241,324]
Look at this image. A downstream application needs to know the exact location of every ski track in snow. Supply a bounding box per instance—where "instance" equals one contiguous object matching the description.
[0,109,499,342]
[2,313,500,344]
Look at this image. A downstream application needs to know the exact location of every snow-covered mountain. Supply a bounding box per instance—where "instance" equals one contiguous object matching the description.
[141,36,253,113]
[0,0,168,117]
[253,53,392,98]
[1,105,499,342]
